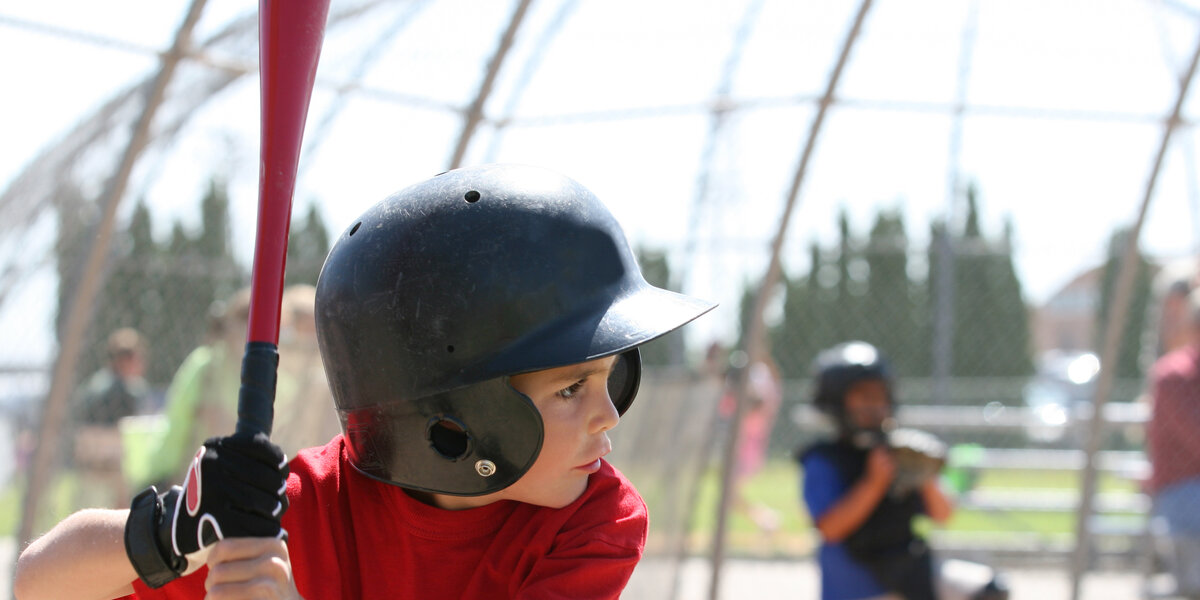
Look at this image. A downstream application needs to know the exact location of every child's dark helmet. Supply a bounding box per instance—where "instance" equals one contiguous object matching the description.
[812,341,895,418]
[314,164,714,496]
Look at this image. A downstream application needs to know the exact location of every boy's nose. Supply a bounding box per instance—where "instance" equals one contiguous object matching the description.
[591,391,621,434]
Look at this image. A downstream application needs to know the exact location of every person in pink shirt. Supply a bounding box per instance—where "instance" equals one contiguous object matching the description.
[718,354,783,532]
[1146,287,1200,596]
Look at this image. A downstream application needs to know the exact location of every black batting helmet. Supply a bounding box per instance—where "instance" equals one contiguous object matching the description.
[812,341,895,431]
[315,164,715,496]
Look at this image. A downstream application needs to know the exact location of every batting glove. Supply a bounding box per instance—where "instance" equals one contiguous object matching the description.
[124,432,289,588]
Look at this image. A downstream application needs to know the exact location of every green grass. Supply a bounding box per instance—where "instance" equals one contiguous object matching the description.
[970,468,1139,493]
[3,457,1143,558]
[0,472,84,540]
[629,457,1146,557]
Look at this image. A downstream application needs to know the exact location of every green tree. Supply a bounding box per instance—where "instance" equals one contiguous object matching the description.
[196,178,242,305]
[51,189,155,387]
[921,219,953,380]
[987,219,1034,377]
[863,209,919,377]
[1095,227,1153,379]
[947,184,1032,379]
[89,200,166,384]
[286,202,332,286]
[950,186,992,377]
[135,179,244,385]
[54,184,105,380]
[770,184,1031,390]
[115,201,170,385]
[833,209,865,341]
[772,242,835,378]
[635,247,686,367]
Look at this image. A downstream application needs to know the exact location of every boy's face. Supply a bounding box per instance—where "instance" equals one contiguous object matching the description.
[843,379,890,430]
[496,354,622,508]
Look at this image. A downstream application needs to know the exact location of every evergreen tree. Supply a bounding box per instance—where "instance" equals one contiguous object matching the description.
[921,220,949,379]
[86,200,162,385]
[987,218,1034,377]
[117,201,170,386]
[947,184,1033,380]
[772,242,834,378]
[52,191,161,389]
[863,210,918,376]
[54,184,105,380]
[806,242,836,358]
[137,179,244,385]
[832,208,871,343]
[146,222,200,385]
[769,184,1031,390]
[951,185,993,377]
[197,178,242,306]
[635,247,686,367]
[736,279,757,350]
[286,202,332,286]
[1095,227,1153,379]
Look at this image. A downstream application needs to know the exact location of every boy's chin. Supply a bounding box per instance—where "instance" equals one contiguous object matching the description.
[522,478,589,510]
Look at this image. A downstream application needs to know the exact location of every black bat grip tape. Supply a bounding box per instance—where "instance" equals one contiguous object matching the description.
[236,341,279,437]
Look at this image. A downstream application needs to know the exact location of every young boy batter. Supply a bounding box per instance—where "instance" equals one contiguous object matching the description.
[15,164,714,599]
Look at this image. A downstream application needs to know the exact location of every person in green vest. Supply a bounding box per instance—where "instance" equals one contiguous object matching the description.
[136,289,249,489]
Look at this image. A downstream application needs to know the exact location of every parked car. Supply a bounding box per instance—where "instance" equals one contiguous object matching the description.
[1023,349,1101,445]
[1021,349,1148,451]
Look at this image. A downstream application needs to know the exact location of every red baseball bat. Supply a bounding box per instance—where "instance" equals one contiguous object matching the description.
[238,0,331,437]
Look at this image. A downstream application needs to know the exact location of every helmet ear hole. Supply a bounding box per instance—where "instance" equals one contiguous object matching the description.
[427,417,471,460]
[608,349,643,415]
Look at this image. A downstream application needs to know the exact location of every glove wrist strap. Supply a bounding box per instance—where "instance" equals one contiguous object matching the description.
[124,486,182,589]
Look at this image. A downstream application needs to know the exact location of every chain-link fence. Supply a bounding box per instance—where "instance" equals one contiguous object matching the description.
[3,1,1200,598]
[1,216,1195,600]
[614,354,1162,598]
[610,235,1192,598]
[0,212,1191,598]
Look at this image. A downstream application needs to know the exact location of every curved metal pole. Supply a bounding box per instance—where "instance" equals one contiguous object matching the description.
[1067,24,1200,600]
[15,0,209,549]
[668,4,765,598]
[680,0,765,292]
[707,1,874,597]
[932,0,979,404]
[482,0,579,163]
[447,0,534,169]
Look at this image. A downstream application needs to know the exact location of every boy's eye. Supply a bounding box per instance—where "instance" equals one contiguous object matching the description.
[557,380,586,399]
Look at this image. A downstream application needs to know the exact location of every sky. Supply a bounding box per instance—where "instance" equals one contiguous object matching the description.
[2,0,1200,369]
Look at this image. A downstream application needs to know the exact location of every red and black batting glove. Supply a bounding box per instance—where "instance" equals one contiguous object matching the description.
[123,432,289,588]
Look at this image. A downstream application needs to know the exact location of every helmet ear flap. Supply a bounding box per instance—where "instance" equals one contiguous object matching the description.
[608,349,642,416]
[341,377,544,496]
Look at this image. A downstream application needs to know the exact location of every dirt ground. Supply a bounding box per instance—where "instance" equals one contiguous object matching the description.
[628,554,1142,600]
[638,556,1147,600]
[0,538,1150,599]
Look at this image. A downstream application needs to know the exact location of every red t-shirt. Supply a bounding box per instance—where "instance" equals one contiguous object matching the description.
[125,436,647,599]
[1148,344,1200,494]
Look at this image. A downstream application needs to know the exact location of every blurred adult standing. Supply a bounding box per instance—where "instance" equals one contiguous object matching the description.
[140,288,251,488]
[1150,259,1199,359]
[72,327,150,507]
[137,284,338,488]
[1146,287,1200,596]
[271,283,339,459]
[719,352,784,533]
